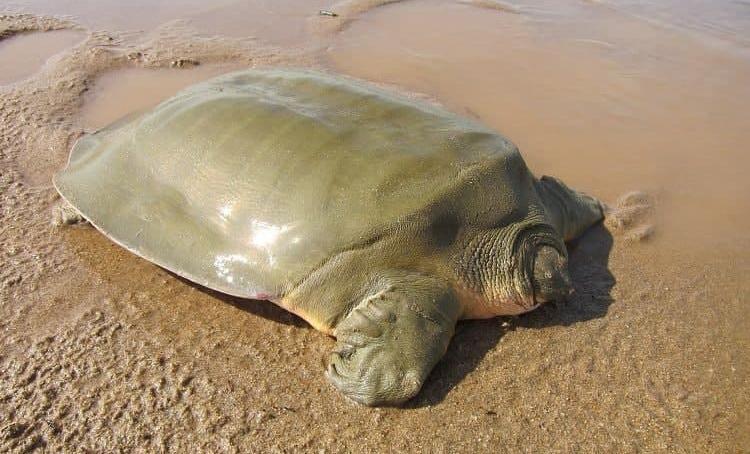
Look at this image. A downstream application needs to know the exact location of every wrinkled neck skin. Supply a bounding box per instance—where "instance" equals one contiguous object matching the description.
[453,218,565,318]
[451,175,603,318]
[282,173,603,331]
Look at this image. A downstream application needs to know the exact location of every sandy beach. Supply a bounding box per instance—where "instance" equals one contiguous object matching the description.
[1,0,748,451]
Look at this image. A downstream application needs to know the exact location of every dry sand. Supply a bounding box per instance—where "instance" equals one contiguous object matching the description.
[0,1,748,452]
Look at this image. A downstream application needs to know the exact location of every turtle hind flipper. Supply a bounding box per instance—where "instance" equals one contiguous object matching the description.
[51,199,87,226]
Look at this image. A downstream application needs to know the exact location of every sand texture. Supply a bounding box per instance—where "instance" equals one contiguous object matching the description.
[1,2,748,452]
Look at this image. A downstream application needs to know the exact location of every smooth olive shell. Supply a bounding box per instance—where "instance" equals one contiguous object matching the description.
[54,69,516,299]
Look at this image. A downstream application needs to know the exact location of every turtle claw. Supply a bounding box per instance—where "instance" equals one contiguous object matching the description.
[326,345,422,407]
[326,301,412,406]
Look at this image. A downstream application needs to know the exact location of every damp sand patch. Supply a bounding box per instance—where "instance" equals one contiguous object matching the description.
[0,29,86,85]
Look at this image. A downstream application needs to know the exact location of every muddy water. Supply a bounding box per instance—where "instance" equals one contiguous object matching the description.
[329,0,750,253]
[186,0,330,44]
[0,29,85,85]
[2,0,329,44]
[593,0,750,48]
[327,1,750,449]
[80,66,243,130]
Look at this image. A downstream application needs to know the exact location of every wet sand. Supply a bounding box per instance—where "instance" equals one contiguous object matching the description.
[0,1,748,452]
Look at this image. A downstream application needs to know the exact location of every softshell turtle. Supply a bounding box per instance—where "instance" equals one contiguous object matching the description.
[54,69,604,406]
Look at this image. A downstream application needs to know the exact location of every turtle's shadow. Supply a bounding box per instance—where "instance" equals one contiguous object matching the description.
[174,224,614,408]
[409,223,615,408]
[173,278,310,328]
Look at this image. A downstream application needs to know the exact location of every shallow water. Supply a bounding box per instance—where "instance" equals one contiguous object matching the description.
[329,0,750,253]
[0,29,85,85]
[80,66,242,130]
[2,0,329,44]
[595,0,750,49]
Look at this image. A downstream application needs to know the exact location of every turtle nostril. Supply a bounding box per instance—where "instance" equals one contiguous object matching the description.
[531,246,571,304]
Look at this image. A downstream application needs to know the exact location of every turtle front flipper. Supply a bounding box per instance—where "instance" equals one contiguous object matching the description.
[326,272,461,406]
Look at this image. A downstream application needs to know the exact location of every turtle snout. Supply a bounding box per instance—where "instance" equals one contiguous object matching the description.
[531,246,572,304]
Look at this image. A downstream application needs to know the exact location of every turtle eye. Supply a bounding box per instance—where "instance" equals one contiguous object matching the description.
[428,214,460,248]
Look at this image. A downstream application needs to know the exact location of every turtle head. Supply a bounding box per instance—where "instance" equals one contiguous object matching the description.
[456,223,571,316]
[530,245,572,304]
